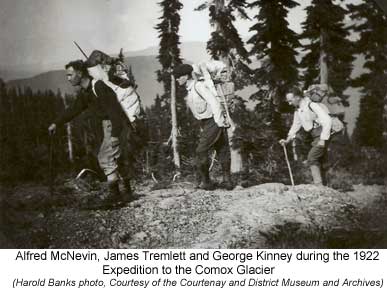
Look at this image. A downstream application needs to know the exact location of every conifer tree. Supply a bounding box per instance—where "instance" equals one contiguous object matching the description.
[348,0,387,148]
[300,0,354,104]
[155,0,183,171]
[127,65,136,86]
[196,0,250,64]
[247,0,301,136]
[0,79,7,171]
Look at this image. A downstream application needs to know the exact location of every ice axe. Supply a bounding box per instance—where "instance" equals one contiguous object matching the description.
[217,83,236,132]
[73,41,88,59]
[282,143,295,186]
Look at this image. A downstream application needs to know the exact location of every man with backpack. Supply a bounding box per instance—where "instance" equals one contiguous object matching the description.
[48,57,138,207]
[173,63,233,190]
[192,59,250,187]
[279,86,342,185]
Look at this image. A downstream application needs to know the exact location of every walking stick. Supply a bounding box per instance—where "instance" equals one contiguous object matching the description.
[49,134,54,196]
[282,144,295,186]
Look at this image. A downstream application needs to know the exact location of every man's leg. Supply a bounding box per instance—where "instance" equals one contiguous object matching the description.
[195,119,221,190]
[97,120,122,204]
[307,139,327,186]
[196,151,214,190]
[117,123,136,202]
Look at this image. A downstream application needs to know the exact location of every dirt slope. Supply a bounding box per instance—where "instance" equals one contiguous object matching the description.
[1,182,386,248]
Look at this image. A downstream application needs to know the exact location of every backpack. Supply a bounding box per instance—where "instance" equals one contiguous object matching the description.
[86,50,142,123]
[89,65,141,123]
[305,84,345,134]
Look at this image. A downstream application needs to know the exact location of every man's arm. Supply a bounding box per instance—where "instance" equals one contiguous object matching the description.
[94,80,127,138]
[287,112,302,141]
[279,113,301,145]
[53,94,89,127]
[195,82,226,127]
[309,102,332,141]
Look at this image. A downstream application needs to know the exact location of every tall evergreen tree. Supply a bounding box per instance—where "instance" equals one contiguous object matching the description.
[247,0,301,135]
[127,65,136,86]
[0,79,8,173]
[300,0,354,104]
[155,0,183,171]
[348,0,387,148]
[196,0,250,65]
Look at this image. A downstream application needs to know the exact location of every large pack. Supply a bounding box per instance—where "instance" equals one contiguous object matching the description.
[90,78,141,123]
[86,50,142,122]
[192,60,229,96]
[304,84,345,134]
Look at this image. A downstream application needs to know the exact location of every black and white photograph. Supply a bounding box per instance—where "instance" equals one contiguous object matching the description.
[0,0,386,249]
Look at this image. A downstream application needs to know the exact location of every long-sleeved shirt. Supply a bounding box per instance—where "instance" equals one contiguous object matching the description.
[186,80,226,127]
[287,97,332,141]
[54,78,128,137]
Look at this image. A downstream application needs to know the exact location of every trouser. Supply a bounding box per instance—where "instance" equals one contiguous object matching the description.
[196,118,231,180]
[97,120,122,182]
[307,128,329,166]
[97,117,148,183]
[307,127,330,184]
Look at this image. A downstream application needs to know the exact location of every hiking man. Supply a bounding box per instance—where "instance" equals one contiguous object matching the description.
[279,87,332,185]
[48,58,137,206]
[193,60,250,187]
[173,63,233,190]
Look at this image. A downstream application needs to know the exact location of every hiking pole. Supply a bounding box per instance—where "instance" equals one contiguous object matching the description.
[282,143,295,186]
[49,134,55,196]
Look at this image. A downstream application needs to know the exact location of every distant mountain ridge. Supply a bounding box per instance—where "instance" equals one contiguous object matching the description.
[4,41,362,134]
[5,42,211,107]
[7,56,162,107]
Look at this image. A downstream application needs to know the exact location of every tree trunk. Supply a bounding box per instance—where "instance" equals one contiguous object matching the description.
[170,73,180,170]
[62,95,74,163]
[214,0,243,173]
[383,94,387,186]
[145,150,150,174]
[320,30,328,84]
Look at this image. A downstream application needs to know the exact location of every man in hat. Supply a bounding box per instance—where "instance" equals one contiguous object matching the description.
[279,87,332,185]
[48,58,136,206]
[174,63,233,190]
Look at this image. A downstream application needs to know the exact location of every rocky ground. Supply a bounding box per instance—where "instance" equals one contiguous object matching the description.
[1,179,386,249]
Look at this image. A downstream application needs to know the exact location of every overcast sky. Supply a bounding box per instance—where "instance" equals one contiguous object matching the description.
[0,0,310,69]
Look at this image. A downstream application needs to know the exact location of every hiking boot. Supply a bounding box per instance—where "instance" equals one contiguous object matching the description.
[310,165,323,185]
[198,180,215,191]
[84,181,120,209]
[240,179,250,188]
[121,179,136,203]
[219,173,234,190]
[194,172,202,189]
[196,156,215,190]
[105,181,122,205]
[239,170,250,188]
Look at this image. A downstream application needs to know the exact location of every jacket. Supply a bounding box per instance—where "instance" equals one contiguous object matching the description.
[54,79,128,138]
